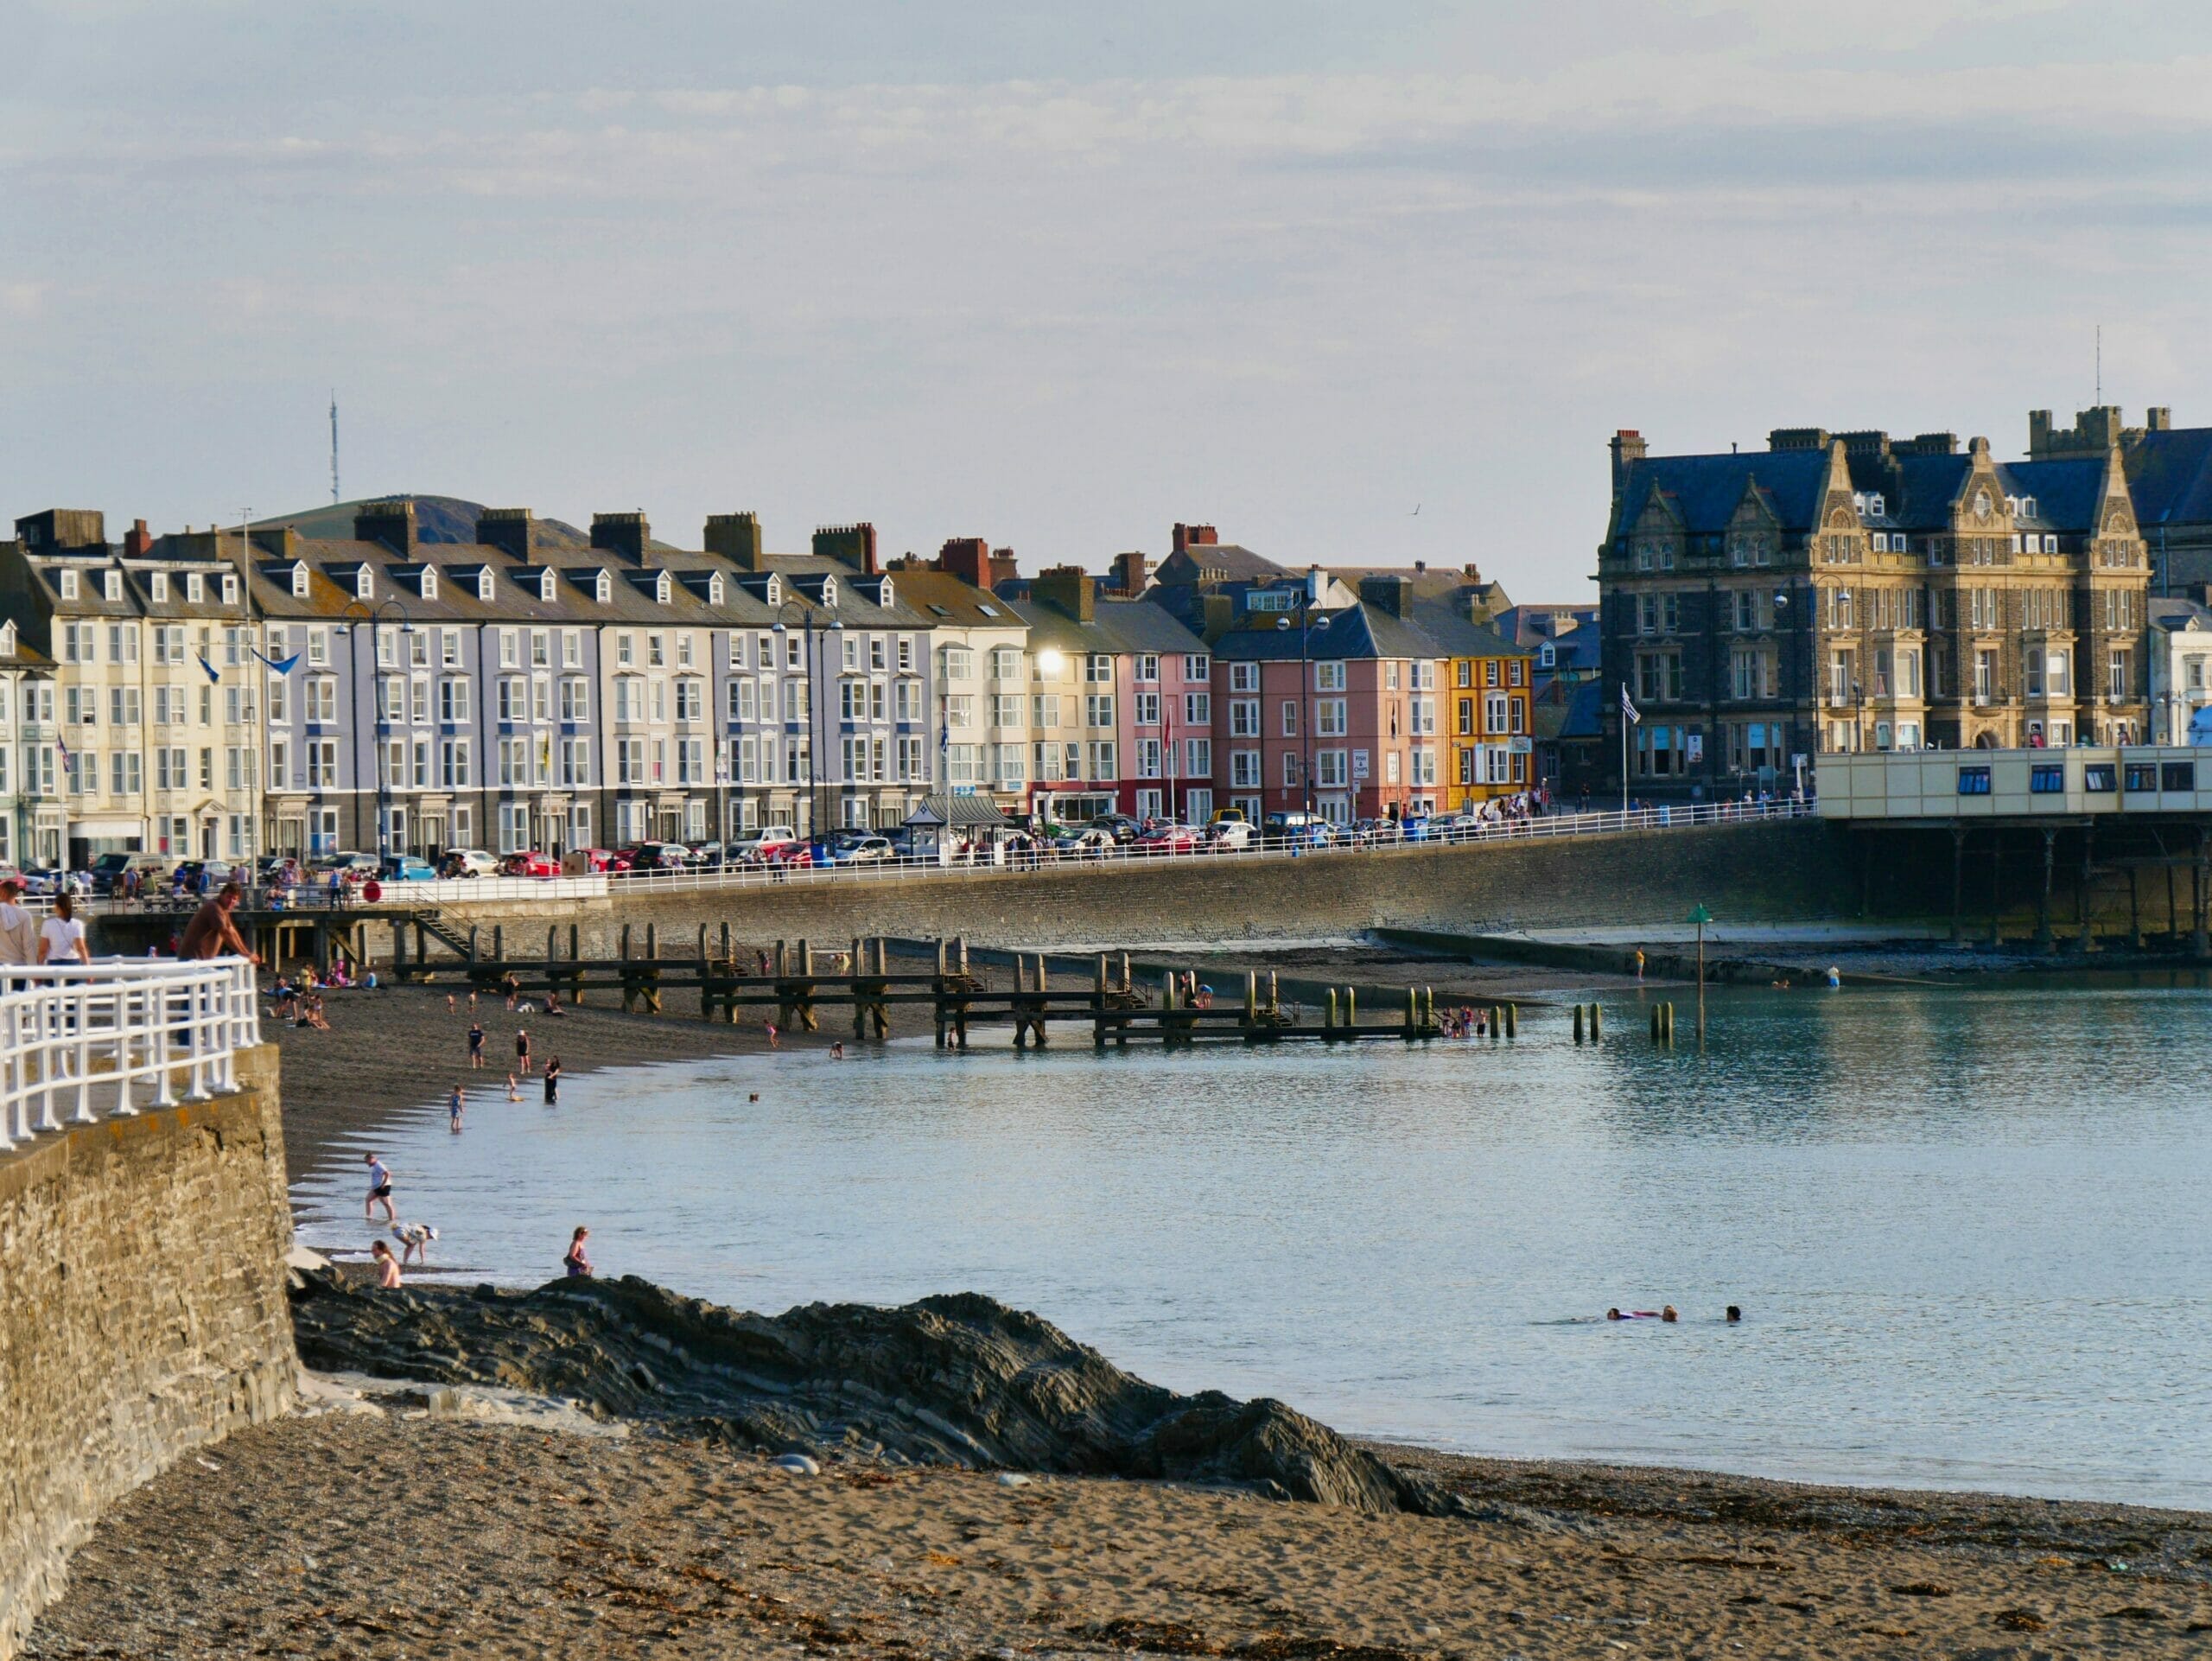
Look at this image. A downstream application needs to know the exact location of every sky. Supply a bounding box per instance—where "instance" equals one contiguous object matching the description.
[7,1,2212,600]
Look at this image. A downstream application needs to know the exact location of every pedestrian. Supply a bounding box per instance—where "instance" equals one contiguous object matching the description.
[468,989,477,1009]
[563,1226,594,1278]
[392,1222,438,1265]
[181,881,262,964]
[370,1238,403,1288]
[543,1057,562,1104]
[764,1020,779,1048]
[467,1021,485,1069]
[447,992,456,1013]
[506,1072,521,1101]
[515,1027,531,1075]
[1634,947,1645,983]
[38,891,91,965]
[364,1153,397,1224]
[0,875,38,966]
[448,1085,464,1132]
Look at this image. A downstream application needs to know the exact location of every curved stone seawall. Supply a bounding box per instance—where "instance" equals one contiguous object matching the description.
[412,818,1891,958]
[0,1046,295,1658]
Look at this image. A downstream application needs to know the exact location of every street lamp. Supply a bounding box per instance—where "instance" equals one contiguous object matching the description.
[772,601,842,838]
[1275,599,1332,820]
[339,597,413,864]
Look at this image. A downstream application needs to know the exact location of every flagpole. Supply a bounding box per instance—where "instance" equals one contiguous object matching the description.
[1620,681,1629,814]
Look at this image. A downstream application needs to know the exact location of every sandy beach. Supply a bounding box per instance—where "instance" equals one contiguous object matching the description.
[28,1405,2212,1659]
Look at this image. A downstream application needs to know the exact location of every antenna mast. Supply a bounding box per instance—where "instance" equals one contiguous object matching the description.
[2095,325,2102,407]
[329,391,340,505]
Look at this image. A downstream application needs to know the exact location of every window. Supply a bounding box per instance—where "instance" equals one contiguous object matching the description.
[1229,662,1257,693]
[2084,765,2117,792]
[440,740,471,788]
[1315,661,1346,692]
[1085,693,1114,728]
[439,677,471,722]
[1183,737,1211,778]
[675,678,702,722]
[1184,691,1210,724]
[1087,740,1116,779]
[2162,760,2195,792]
[1230,699,1259,738]
[1230,749,1261,789]
[1183,654,1209,680]
[1957,765,1993,796]
[2030,764,2064,794]
[1281,700,1298,736]
[1134,653,1160,683]
[1316,699,1347,737]
[307,740,338,787]
[942,646,974,681]
[990,646,1020,680]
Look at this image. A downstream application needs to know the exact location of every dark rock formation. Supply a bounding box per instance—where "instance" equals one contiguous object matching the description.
[291,1273,1463,1516]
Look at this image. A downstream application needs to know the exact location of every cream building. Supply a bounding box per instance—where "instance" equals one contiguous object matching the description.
[0,619,59,870]
[887,563,1030,815]
[2,511,264,866]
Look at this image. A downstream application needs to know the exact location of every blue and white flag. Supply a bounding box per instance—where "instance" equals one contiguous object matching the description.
[196,652,222,684]
[1619,684,1641,726]
[56,736,73,773]
[251,647,302,675]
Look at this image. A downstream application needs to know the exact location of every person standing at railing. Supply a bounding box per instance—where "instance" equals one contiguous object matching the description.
[0,875,36,967]
[181,881,262,965]
[37,892,89,965]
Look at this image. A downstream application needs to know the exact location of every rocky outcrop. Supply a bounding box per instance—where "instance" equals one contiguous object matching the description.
[292,1273,1459,1516]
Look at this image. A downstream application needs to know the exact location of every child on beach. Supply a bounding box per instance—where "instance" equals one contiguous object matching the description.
[448,1085,465,1131]
[506,1072,522,1102]
[764,1021,779,1048]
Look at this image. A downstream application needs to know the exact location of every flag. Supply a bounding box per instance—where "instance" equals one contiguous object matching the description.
[57,736,73,773]
[251,647,302,675]
[1619,684,1641,726]
[196,652,221,684]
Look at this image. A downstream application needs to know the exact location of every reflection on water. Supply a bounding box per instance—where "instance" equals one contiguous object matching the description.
[294,983,2212,1506]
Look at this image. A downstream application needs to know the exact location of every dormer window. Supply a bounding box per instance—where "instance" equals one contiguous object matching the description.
[0,620,13,653]
[2022,496,2038,519]
[537,570,556,603]
[708,573,724,605]
[150,572,168,602]
[764,575,782,607]
[104,570,122,602]
[420,568,438,601]
[820,576,838,608]
[876,578,893,608]
[290,563,309,598]
[1867,493,1885,519]
[355,568,374,601]
[648,571,668,604]
[2005,495,2019,516]
[477,569,495,602]
[594,572,612,604]
[186,572,204,602]
[222,573,239,605]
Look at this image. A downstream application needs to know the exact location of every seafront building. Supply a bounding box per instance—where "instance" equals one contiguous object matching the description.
[1599,423,2156,798]
[0,617,58,869]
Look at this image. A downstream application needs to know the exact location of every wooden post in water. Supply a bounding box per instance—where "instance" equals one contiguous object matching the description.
[1344,987,1356,1027]
[1590,1003,1602,1041]
[1404,986,1416,1033]
[721,921,731,963]
[1325,989,1337,1031]
[645,922,658,959]
[936,937,948,976]
[1247,972,1259,1024]
[1268,971,1279,1015]
[620,923,632,961]
[1573,1003,1586,1043]
[775,939,788,977]
[1505,1002,1518,1039]
[468,925,480,967]
[1650,1003,1662,1044]
[1119,951,1130,993]
[493,924,504,964]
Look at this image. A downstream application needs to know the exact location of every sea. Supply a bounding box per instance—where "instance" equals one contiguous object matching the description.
[292,977,2212,1508]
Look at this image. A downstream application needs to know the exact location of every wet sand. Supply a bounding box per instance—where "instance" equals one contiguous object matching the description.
[28,1405,2210,1659]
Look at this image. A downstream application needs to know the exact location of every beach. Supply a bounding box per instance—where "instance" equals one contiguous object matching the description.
[27,1406,2212,1658]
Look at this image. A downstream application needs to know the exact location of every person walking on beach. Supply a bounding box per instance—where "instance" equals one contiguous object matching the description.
[543,1057,562,1105]
[448,1085,465,1133]
[764,1019,779,1048]
[506,1072,521,1101]
[370,1238,403,1288]
[364,1153,397,1224]
[514,1027,531,1075]
[1634,947,1645,983]
[467,1021,485,1069]
[563,1226,594,1278]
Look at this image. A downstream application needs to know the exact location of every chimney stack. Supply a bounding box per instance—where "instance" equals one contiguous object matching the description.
[1172,522,1219,554]
[704,512,766,571]
[1033,564,1096,623]
[124,519,154,558]
[476,507,536,559]
[1608,430,1648,509]
[590,511,652,564]
[1357,572,1410,618]
[1107,550,1150,596]
[934,537,992,589]
[813,522,880,576]
[353,499,416,556]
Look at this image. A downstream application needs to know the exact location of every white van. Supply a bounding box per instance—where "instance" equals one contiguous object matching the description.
[727,825,800,862]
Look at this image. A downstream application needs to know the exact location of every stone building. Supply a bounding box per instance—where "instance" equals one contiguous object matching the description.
[2031,404,2212,598]
[1,511,266,865]
[1599,426,2154,796]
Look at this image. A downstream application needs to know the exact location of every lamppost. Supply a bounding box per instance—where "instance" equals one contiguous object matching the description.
[772,600,842,839]
[1275,597,1332,820]
[339,597,412,864]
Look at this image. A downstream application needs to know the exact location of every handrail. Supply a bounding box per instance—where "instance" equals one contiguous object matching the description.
[0,958,263,1153]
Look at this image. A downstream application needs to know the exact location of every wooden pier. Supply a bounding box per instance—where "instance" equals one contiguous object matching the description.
[395,926,1444,1047]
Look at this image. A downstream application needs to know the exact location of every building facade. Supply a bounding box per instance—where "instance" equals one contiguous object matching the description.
[0,619,57,869]
[1599,426,2154,796]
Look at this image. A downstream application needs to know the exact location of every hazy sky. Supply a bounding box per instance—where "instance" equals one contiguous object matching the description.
[7,2,2212,598]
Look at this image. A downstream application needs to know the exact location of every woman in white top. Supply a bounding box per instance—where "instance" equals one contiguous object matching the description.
[37,891,90,965]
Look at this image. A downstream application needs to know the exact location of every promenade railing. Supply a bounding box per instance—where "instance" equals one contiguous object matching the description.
[56,796,1815,914]
[0,958,263,1152]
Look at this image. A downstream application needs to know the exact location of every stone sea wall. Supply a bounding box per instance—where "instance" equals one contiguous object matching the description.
[0,1046,296,1658]
[416,818,1890,958]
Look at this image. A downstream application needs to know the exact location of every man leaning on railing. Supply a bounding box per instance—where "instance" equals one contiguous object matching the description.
[181,881,264,966]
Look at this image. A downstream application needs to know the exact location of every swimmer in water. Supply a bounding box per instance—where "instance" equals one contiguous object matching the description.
[1606,1308,1624,1321]
[1726,1305,1742,1322]
[1662,1306,1679,1323]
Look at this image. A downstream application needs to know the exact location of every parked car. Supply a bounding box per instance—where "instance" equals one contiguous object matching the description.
[378,854,438,881]
[1348,818,1402,846]
[1137,822,1203,855]
[1262,811,1324,837]
[728,825,800,862]
[1082,813,1144,844]
[1206,820,1254,851]
[561,847,630,874]
[762,841,814,869]
[1208,805,1249,826]
[498,850,560,878]
[168,859,242,892]
[438,849,499,879]
[821,832,895,865]
[87,852,172,894]
[311,850,382,876]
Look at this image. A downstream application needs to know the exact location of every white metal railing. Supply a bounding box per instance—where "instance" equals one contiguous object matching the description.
[0,958,262,1153]
[49,799,1817,919]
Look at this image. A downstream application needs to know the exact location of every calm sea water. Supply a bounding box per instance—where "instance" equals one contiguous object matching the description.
[293,981,2212,1507]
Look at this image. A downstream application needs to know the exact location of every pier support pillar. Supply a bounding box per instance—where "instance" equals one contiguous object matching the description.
[1949,826,1966,945]
[2036,828,2056,953]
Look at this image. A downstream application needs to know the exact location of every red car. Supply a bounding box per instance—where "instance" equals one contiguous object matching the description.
[569,847,630,873]
[763,843,814,868]
[1137,824,1202,855]
[498,850,560,878]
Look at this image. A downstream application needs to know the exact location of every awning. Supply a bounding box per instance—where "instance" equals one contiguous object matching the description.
[903,793,1012,830]
[67,818,147,837]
